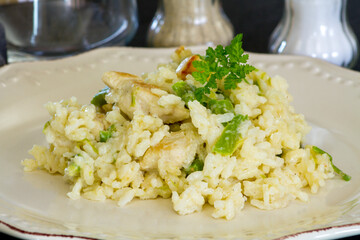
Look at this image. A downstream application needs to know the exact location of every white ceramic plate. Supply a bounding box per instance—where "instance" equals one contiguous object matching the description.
[0,47,360,240]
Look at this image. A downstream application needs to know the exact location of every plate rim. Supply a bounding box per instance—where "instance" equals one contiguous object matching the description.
[1,46,360,240]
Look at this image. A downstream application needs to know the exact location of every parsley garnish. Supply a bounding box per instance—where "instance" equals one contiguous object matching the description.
[191,34,255,101]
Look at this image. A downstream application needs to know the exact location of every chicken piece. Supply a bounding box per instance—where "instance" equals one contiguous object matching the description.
[102,71,189,123]
[140,130,199,177]
[176,55,200,80]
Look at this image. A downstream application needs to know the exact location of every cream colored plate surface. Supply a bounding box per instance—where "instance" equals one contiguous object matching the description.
[0,47,360,240]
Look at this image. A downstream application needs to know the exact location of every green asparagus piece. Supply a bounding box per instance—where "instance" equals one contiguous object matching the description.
[213,114,248,155]
[184,157,204,175]
[172,81,196,105]
[91,86,109,107]
[208,99,234,115]
[312,146,351,181]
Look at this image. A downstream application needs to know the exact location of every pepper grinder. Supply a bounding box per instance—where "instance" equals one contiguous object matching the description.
[147,0,234,47]
[269,0,358,68]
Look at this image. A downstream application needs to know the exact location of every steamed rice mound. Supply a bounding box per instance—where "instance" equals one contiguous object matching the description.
[22,47,335,220]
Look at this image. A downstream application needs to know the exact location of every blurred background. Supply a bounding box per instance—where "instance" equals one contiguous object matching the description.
[1,0,360,69]
[130,0,360,70]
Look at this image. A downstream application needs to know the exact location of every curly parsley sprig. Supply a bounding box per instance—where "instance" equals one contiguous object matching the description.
[191,34,255,102]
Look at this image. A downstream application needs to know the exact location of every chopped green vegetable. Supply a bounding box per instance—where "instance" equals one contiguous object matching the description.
[172,81,196,105]
[191,34,256,99]
[253,71,270,94]
[109,124,116,132]
[131,89,136,107]
[82,139,99,154]
[100,130,112,143]
[213,114,249,156]
[43,121,50,133]
[184,157,204,175]
[194,87,212,106]
[208,99,234,115]
[172,81,235,116]
[100,124,116,142]
[66,161,80,177]
[312,146,351,181]
[91,86,109,107]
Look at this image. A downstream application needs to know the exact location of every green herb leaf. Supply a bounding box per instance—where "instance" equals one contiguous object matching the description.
[192,60,210,74]
[205,74,218,90]
[225,34,245,63]
[191,33,255,97]
[312,146,351,181]
[192,71,208,84]
[224,72,239,90]
[205,47,216,63]
[194,87,211,105]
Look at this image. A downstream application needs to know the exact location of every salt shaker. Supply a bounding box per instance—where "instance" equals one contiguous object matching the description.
[269,0,358,68]
[147,0,234,47]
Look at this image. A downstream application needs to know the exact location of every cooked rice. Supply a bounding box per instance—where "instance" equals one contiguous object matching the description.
[22,48,335,220]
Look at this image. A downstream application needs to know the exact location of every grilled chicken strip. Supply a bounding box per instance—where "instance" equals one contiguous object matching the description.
[102,71,189,123]
[140,129,199,177]
[175,55,200,80]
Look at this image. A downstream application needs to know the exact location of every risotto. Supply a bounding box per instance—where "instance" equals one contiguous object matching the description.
[22,35,350,220]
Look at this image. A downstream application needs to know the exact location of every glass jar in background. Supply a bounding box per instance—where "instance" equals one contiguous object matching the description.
[147,0,234,47]
[269,0,358,68]
[0,0,138,62]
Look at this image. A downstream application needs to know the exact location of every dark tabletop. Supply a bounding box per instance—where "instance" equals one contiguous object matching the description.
[1,0,359,239]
